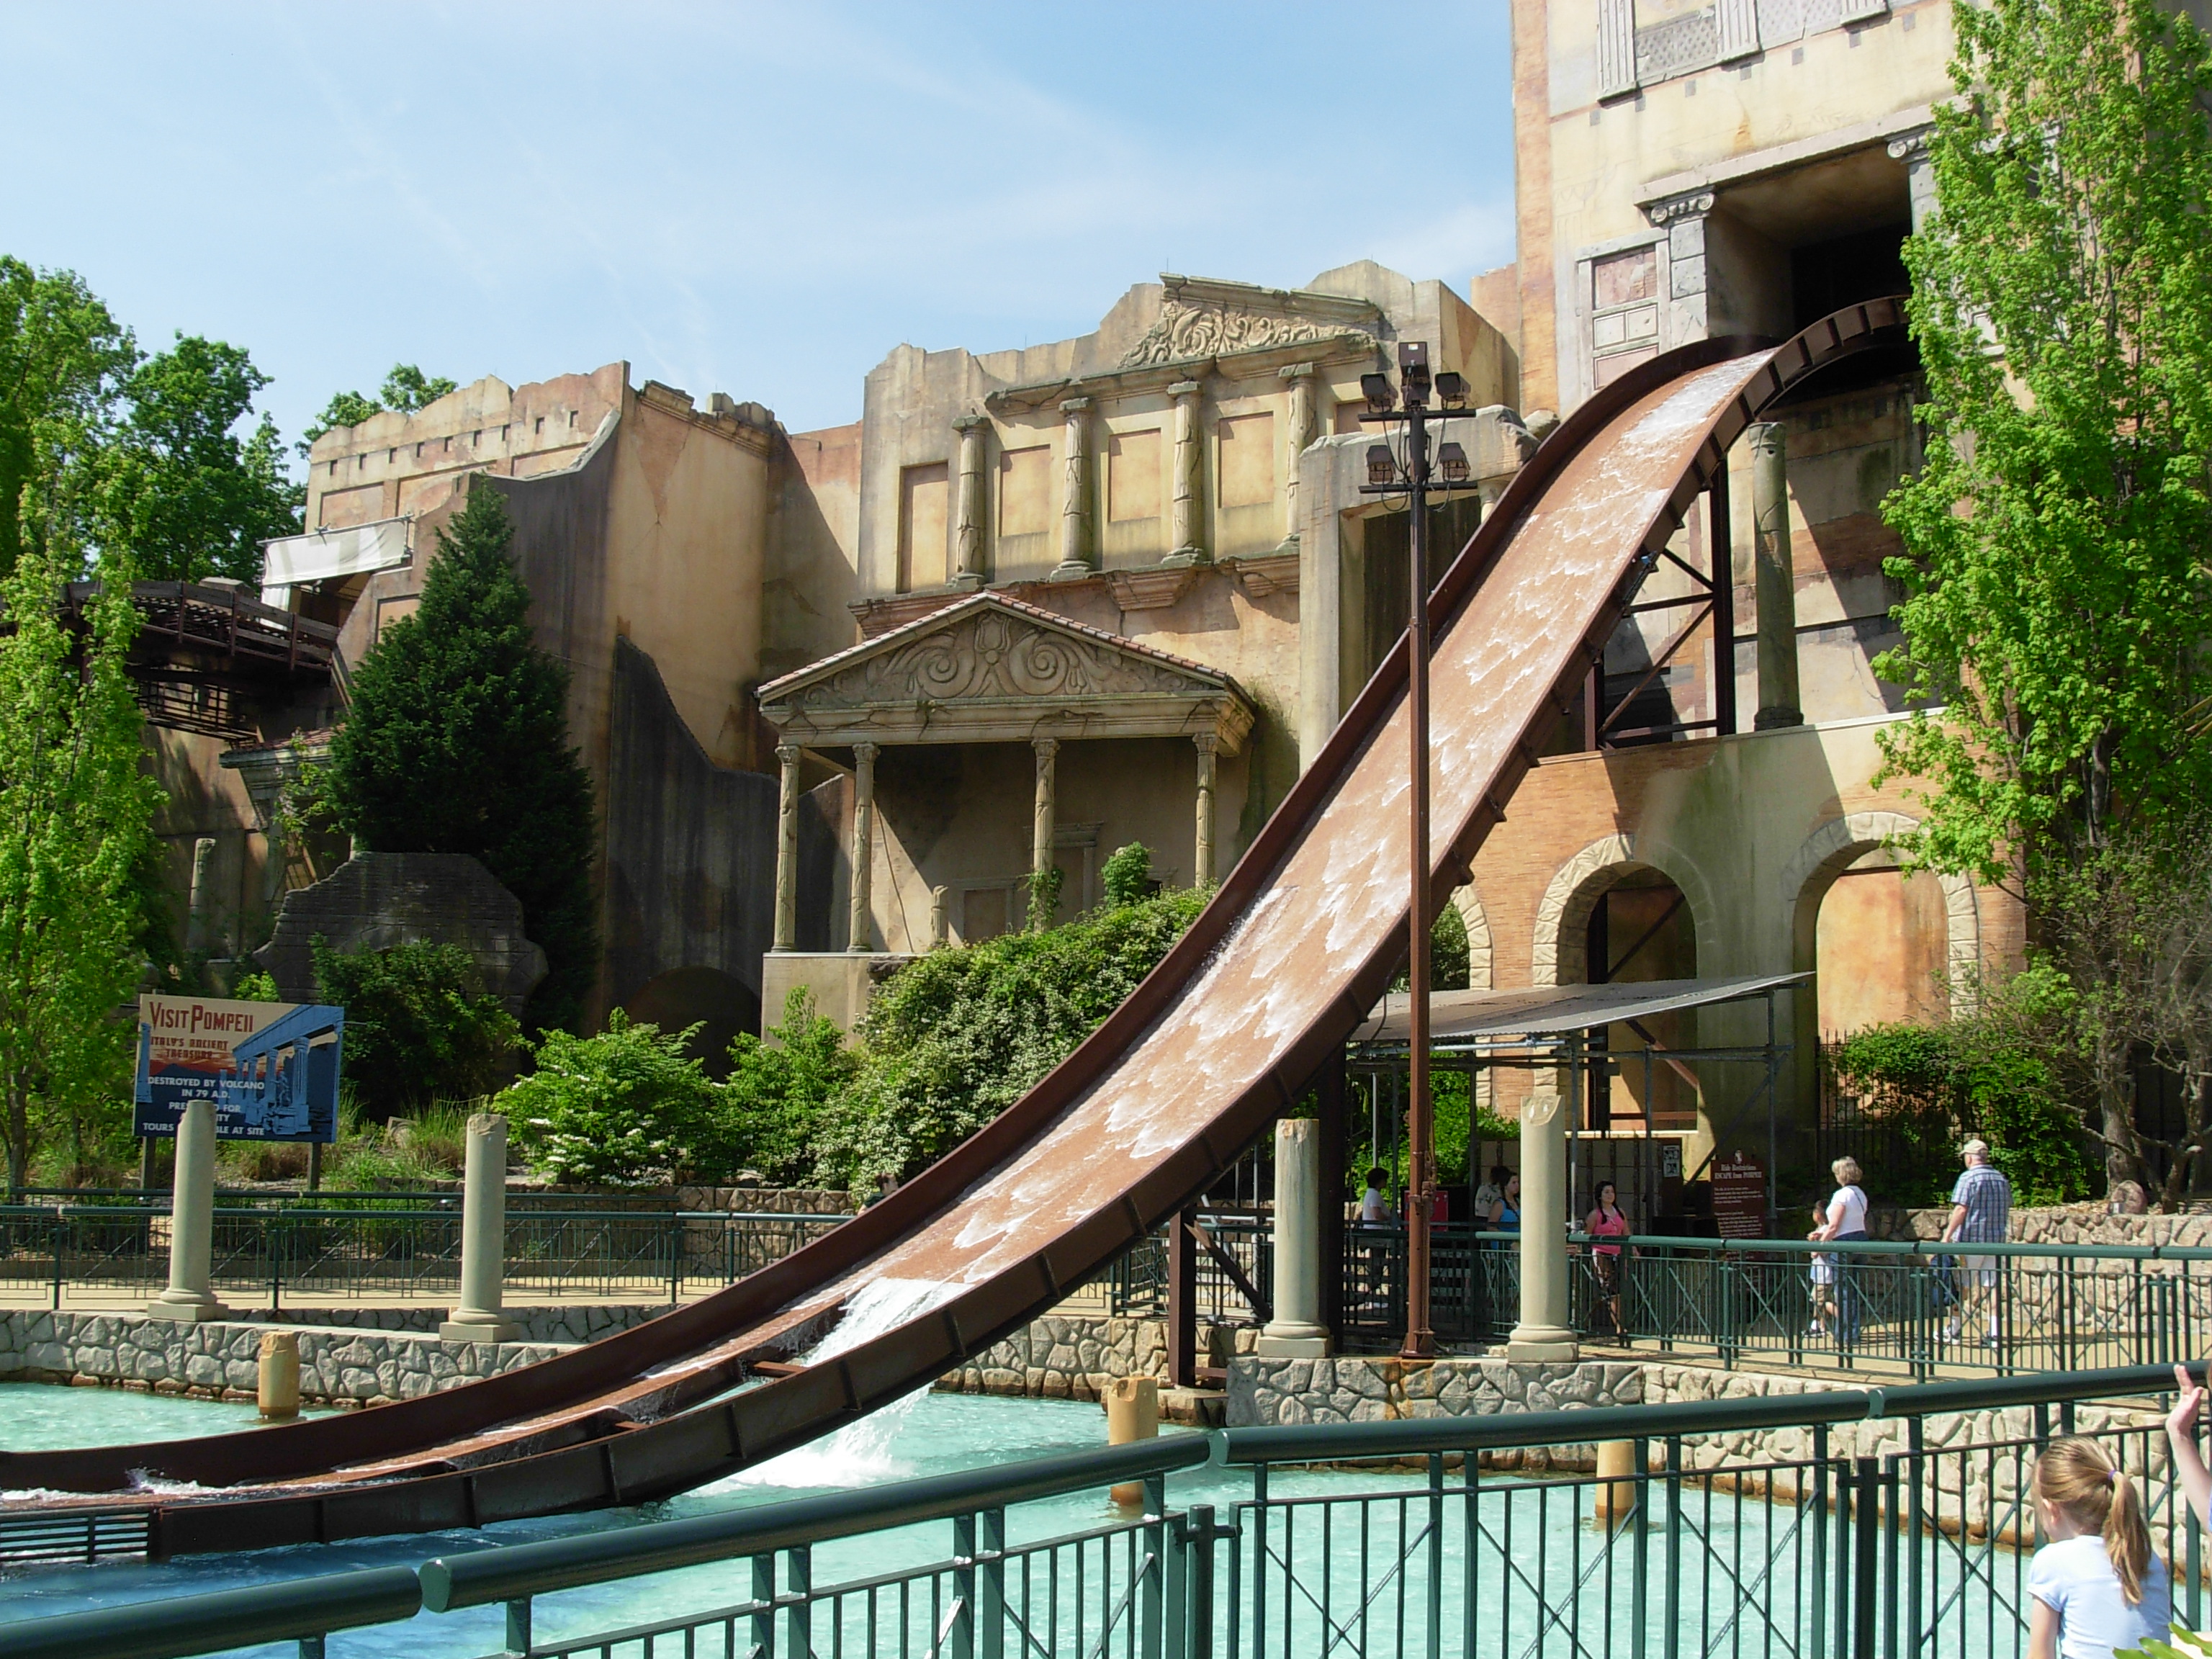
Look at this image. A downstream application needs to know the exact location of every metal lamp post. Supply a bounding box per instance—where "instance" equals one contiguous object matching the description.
[1360,342,1482,1362]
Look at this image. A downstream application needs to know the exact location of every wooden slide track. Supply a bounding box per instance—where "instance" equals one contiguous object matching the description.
[0,305,1904,1560]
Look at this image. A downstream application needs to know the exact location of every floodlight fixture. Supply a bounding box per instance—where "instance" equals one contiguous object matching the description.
[1366,444,1398,485]
[1397,341,1431,404]
[1438,441,1470,483]
[1434,371,1469,410]
[1361,372,1397,415]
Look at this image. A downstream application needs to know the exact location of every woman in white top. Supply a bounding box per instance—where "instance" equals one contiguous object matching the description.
[2026,1437,2170,1659]
[1812,1156,1871,1346]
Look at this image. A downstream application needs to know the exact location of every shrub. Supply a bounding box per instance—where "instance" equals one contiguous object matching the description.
[310,938,520,1118]
[811,886,1208,1191]
[707,989,855,1184]
[1101,842,1156,907]
[505,1010,717,1185]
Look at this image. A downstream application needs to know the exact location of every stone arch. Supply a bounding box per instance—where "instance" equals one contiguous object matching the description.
[1779,811,1979,1016]
[1450,881,1494,992]
[1529,833,1720,987]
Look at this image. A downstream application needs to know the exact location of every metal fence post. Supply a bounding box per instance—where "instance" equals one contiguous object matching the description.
[1163,1506,1187,1659]
[50,1208,63,1311]
[750,1551,775,1659]
[504,1595,532,1658]
[1631,1437,1649,1659]
[1905,1421,1925,1659]
[1187,1503,1217,1659]
[1143,1473,1167,1659]
[1812,1424,1830,1659]
[1881,1460,1901,1659]
[784,1544,811,1659]
[1251,1464,1269,1659]
[1664,1437,1682,1659]
[979,1506,1006,1659]
[951,1512,976,1659]
[1853,1458,1879,1659]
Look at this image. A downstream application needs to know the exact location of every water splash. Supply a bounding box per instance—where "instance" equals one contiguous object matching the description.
[714,1277,953,1491]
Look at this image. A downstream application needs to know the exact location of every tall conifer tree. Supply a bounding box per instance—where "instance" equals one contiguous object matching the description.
[326,485,596,1031]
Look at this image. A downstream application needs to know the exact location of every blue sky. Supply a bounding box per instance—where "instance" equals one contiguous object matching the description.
[1,3,1515,453]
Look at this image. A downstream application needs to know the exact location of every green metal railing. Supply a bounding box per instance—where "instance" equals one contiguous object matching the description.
[0,1364,2200,1659]
[0,1205,849,1308]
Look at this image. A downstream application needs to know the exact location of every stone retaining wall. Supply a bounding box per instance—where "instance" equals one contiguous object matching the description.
[0,1311,567,1407]
[935,1317,1262,1402]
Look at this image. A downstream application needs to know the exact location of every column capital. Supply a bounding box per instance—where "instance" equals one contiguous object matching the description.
[953,411,992,433]
[1058,396,1094,416]
[775,742,804,765]
[1885,124,1935,163]
[1644,189,1714,228]
[1192,731,1219,756]
[1277,361,1318,383]
[1032,735,1061,761]
[851,739,881,765]
[1166,379,1203,400]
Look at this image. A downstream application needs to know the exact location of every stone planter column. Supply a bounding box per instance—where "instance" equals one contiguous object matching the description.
[148,1097,227,1324]
[1031,737,1059,927]
[441,1113,519,1344]
[848,742,878,953]
[1506,1078,1578,1361]
[1165,380,1207,566]
[1277,363,1318,553]
[1051,397,1095,581]
[1258,1118,1330,1357]
[952,414,990,590]
[772,742,802,951]
[1749,423,1802,729]
[1192,733,1218,887]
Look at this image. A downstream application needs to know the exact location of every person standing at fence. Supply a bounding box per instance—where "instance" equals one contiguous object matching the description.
[1357,1167,1396,1313]
[1474,1163,1509,1223]
[1812,1158,1871,1346]
[1585,1180,1630,1338]
[1807,1198,1838,1339]
[1490,1170,1521,1233]
[2026,1437,2170,1659]
[1944,1138,2013,1348]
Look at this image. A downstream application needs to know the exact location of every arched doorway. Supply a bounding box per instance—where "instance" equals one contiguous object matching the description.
[623,966,761,1081]
[1583,868,1699,1132]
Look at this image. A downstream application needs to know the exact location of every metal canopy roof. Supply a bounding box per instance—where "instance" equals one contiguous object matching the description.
[1347,972,1812,1046]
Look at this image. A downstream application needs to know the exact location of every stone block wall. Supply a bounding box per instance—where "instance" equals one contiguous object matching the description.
[1228,1356,1645,1431]
[936,1316,1260,1402]
[0,1311,566,1408]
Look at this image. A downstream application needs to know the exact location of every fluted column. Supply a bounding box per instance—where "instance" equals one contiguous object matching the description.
[1749,423,1803,729]
[952,415,989,590]
[1166,379,1206,565]
[1506,1074,1578,1361]
[1277,364,1318,553]
[1256,1118,1329,1357]
[773,742,802,951]
[1192,733,1218,886]
[1031,737,1058,927]
[847,742,878,953]
[1051,398,1094,580]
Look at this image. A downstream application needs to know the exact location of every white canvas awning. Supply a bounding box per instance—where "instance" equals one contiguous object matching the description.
[260,516,410,603]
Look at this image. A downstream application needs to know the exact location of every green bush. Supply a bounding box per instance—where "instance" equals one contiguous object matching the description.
[709,989,856,1184]
[504,1010,717,1185]
[811,886,1208,1191]
[310,938,521,1118]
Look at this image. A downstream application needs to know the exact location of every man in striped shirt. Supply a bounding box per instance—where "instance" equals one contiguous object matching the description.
[1944,1139,2013,1346]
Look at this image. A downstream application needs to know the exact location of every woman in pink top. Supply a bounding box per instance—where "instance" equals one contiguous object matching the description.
[1586,1180,1632,1339]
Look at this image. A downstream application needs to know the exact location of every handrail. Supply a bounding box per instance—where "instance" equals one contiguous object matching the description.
[2,1363,2191,1658]
[417,1434,1213,1610]
[0,1205,851,1225]
[0,1566,419,1659]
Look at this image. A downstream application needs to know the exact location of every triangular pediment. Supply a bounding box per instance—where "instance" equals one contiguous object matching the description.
[758,593,1253,752]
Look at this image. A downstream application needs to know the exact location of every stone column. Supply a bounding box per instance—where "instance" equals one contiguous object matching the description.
[773,742,802,951]
[148,1098,226,1323]
[441,1113,519,1344]
[1276,364,1318,554]
[1165,380,1207,566]
[186,836,217,953]
[952,414,989,590]
[1192,733,1218,887]
[847,742,878,953]
[1051,397,1094,581]
[1258,1118,1330,1357]
[1889,127,1937,234]
[1506,1077,1578,1361]
[1031,737,1058,928]
[929,885,949,949]
[1748,423,1803,729]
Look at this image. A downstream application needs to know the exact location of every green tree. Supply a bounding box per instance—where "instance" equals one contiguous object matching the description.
[310,938,520,1118]
[300,363,457,452]
[504,1010,717,1186]
[0,258,135,579]
[0,529,157,1192]
[323,485,598,1030]
[1879,0,2212,880]
[106,335,301,583]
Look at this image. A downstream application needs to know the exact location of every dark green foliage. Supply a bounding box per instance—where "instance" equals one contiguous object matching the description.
[109,335,300,583]
[504,1010,718,1185]
[324,487,598,1030]
[310,938,520,1118]
[301,364,457,452]
[709,989,856,1184]
[1028,863,1064,931]
[1391,902,1471,994]
[1830,1017,2095,1206]
[811,886,1209,1190]
[0,257,135,578]
[1101,842,1156,907]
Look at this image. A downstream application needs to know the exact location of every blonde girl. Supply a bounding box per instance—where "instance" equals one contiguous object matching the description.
[2026,1437,2170,1659]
